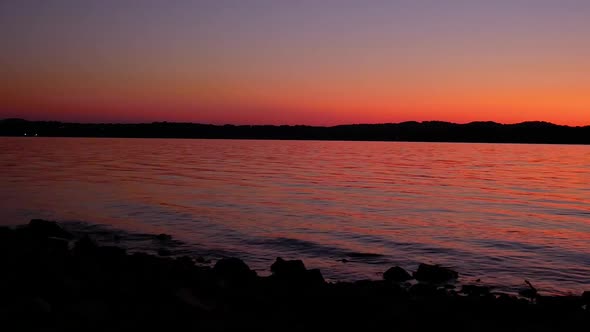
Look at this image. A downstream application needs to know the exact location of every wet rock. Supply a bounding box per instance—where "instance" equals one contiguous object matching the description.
[176,256,194,265]
[0,227,15,252]
[156,233,172,241]
[413,263,458,283]
[69,299,111,324]
[213,257,256,282]
[0,226,14,239]
[46,236,70,254]
[306,268,326,285]
[174,288,213,311]
[27,297,52,315]
[158,248,172,257]
[271,257,306,277]
[538,295,583,311]
[270,257,325,286]
[25,219,73,239]
[96,246,127,263]
[383,266,412,282]
[409,283,438,297]
[73,235,98,255]
[461,285,491,296]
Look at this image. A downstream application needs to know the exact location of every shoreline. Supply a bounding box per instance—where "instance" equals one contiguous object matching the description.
[1,219,588,330]
[53,219,590,297]
[2,119,590,145]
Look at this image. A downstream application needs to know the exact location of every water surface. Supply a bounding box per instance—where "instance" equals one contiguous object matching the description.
[1,137,589,295]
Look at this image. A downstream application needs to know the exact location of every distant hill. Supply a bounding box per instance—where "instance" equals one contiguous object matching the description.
[1,119,589,144]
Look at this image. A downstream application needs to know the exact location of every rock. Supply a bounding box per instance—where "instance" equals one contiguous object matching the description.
[46,236,70,254]
[409,283,438,297]
[383,266,412,282]
[582,291,590,303]
[270,257,306,278]
[461,284,491,296]
[156,233,172,241]
[0,226,14,239]
[25,219,73,239]
[306,268,326,285]
[213,257,256,282]
[413,263,458,283]
[69,299,111,324]
[270,257,325,286]
[176,256,194,265]
[538,295,583,311]
[195,256,211,264]
[0,227,15,251]
[73,235,98,255]
[26,297,52,315]
[96,245,127,262]
[158,248,172,256]
[174,288,213,311]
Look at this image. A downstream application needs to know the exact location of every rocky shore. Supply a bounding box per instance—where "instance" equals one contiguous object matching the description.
[1,219,588,331]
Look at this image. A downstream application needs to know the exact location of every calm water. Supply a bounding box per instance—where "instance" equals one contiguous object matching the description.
[1,137,589,295]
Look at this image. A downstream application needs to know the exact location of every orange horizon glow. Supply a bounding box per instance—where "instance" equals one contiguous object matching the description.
[1,1,589,126]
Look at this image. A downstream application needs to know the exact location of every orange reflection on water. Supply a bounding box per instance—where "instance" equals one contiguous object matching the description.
[1,137,589,295]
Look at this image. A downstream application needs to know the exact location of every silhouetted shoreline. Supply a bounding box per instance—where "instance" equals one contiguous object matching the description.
[1,219,588,331]
[2,119,590,144]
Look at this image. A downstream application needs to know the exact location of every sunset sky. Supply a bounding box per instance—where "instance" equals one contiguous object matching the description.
[1,0,589,125]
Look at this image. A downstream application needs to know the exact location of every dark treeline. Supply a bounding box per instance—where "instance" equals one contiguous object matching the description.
[1,118,589,144]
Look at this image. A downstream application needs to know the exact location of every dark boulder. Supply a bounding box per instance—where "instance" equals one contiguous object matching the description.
[413,263,458,283]
[25,219,73,239]
[158,248,172,257]
[213,257,256,282]
[306,268,326,285]
[45,236,70,255]
[0,226,15,248]
[73,235,98,256]
[156,233,172,241]
[0,226,14,239]
[383,266,412,282]
[270,257,325,286]
[461,284,491,296]
[271,257,306,278]
[95,245,127,263]
[409,283,438,297]
[176,256,194,266]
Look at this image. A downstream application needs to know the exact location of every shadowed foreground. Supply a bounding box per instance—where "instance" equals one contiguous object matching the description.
[1,220,588,331]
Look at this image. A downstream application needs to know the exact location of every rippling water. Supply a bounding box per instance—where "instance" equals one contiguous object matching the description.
[1,137,589,295]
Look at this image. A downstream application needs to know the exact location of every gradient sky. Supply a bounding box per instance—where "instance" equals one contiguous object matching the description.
[1,0,589,125]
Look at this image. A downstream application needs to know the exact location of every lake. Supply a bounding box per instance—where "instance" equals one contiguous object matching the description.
[1,137,589,295]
